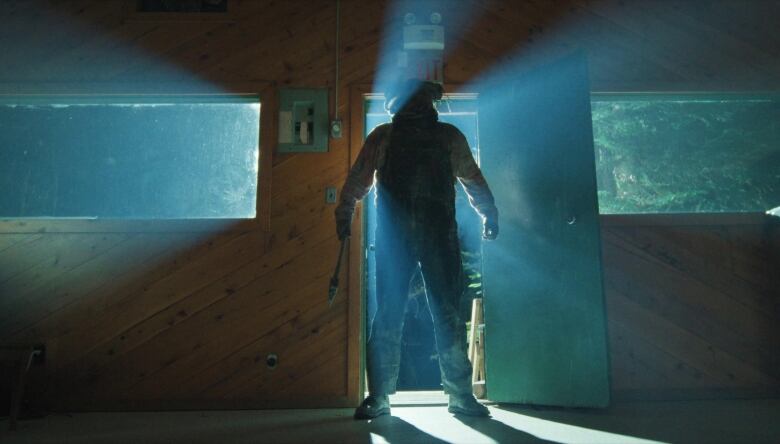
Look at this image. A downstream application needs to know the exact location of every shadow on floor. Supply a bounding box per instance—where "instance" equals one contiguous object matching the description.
[363,414,451,444]
[454,413,556,443]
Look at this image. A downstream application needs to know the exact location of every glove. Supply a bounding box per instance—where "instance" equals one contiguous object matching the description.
[483,216,498,241]
[336,215,352,240]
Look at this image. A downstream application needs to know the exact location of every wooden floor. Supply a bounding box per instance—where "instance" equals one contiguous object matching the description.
[2,397,779,444]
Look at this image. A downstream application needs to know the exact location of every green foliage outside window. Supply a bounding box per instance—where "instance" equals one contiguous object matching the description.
[592,97,780,214]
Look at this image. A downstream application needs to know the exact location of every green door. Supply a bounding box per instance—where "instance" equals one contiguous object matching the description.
[479,53,610,407]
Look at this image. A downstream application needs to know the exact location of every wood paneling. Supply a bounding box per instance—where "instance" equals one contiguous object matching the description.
[602,215,780,399]
[0,0,779,410]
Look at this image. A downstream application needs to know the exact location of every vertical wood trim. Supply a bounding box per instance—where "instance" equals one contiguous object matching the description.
[346,84,371,404]
[257,86,276,232]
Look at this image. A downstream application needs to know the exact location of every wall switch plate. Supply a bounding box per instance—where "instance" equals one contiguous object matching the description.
[326,187,337,204]
[330,118,342,139]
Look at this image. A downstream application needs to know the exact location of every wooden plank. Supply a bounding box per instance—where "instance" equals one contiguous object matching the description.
[347,84,369,405]
[0,234,40,253]
[0,236,59,283]
[201,311,347,399]
[0,233,131,336]
[727,226,780,295]
[687,0,780,60]
[270,156,345,215]
[126,238,340,398]
[278,337,347,397]
[58,393,353,412]
[654,1,780,76]
[99,21,233,80]
[194,2,336,83]
[222,314,347,399]
[601,213,777,227]
[50,229,259,367]
[0,233,128,304]
[51,205,327,378]
[0,234,46,281]
[603,228,780,362]
[607,318,708,390]
[586,1,718,85]
[66,234,337,400]
[22,231,242,354]
[30,9,168,80]
[605,230,780,349]
[76,224,332,387]
[609,225,777,317]
[190,300,346,399]
[0,1,121,80]
[0,219,257,234]
[606,292,774,388]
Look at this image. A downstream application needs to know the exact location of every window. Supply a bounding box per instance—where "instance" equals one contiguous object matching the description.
[0,95,260,218]
[592,94,780,214]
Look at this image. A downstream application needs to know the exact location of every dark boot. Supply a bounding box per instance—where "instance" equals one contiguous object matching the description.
[354,394,391,419]
[448,393,490,417]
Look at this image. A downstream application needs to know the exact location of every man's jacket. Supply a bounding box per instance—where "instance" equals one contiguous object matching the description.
[335,122,497,224]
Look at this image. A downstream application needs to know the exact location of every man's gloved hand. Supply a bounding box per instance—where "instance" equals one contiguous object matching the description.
[336,215,352,240]
[483,217,499,241]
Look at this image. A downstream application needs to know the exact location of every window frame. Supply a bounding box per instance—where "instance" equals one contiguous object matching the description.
[590,91,780,218]
[0,82,272,234]
[123,0,238,23]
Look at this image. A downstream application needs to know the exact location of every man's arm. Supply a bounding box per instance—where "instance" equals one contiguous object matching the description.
[334,124,388,239]
[447,124,499,239]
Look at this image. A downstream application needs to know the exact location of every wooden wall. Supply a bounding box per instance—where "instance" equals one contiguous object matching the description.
[0,0,778,410]
[602,215,780,400]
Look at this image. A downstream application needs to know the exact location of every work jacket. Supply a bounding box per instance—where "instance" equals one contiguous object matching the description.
[336,121,497,225]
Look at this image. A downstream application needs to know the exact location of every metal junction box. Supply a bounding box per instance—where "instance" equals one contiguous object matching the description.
[278,88,329,152]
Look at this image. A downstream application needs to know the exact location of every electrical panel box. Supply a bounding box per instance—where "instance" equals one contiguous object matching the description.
[278,88,329,152]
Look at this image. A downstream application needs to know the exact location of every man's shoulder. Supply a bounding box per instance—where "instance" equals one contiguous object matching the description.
[368,122,393,138]
[436,121,464,137]
[435,122,468,146]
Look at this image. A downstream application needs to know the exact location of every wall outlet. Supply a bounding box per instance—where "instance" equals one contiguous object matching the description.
[32,344,45,365]
[326,187,337,204]
[330,119,342,139]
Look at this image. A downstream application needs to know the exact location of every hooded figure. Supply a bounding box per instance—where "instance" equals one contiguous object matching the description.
[335,79,498,419]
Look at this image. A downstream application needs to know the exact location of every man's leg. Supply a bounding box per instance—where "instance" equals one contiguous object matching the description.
[366,233,415,396]
[420,231,489,416]
[419,234,472,395]
[355,224,415,419]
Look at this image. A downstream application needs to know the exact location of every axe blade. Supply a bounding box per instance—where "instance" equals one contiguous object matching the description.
[327,238,349,307]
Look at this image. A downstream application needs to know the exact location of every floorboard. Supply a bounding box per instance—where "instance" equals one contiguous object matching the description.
[2,398,778,444]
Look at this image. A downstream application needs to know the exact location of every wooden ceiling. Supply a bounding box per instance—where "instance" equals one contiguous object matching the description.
[0,0,778,91]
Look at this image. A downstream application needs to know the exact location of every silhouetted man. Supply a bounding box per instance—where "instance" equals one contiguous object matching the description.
[336,80,498,419]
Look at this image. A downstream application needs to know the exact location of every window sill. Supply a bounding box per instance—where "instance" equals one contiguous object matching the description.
[600,212,779,227]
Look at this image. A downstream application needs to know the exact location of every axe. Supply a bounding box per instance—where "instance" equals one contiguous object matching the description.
[328,237,349,307]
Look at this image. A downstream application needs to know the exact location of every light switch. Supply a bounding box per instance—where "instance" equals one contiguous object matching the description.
[326,187,337,204]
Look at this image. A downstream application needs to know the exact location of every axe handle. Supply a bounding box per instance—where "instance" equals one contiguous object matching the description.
[328,237,349,309]
[332,237,348,280]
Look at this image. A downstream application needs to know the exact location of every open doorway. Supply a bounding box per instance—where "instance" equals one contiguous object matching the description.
[362,93,483,393]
